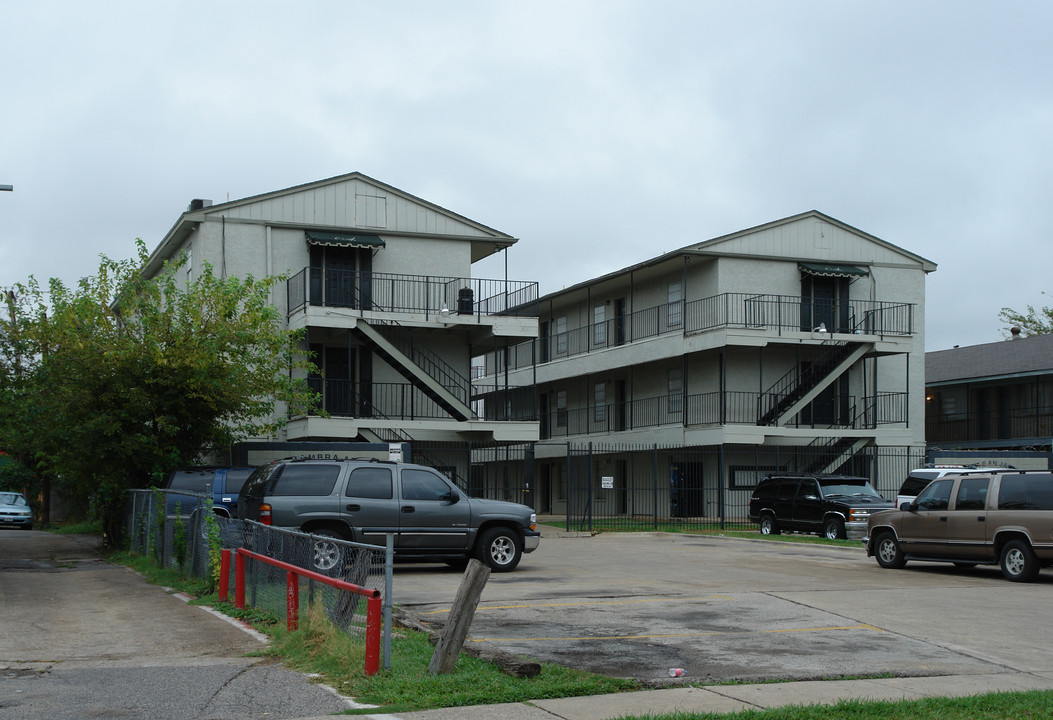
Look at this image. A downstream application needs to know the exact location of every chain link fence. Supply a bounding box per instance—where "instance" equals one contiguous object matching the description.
[126,489,393,663]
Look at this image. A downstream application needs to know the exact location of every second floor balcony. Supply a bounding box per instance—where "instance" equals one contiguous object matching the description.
[287,268,539,320]
[485,292,915,374]
[535,390,908,439]
[306,378,537,423]
[926,405,1053,445]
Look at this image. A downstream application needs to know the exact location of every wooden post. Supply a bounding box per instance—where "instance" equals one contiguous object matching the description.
[428,559,491,674]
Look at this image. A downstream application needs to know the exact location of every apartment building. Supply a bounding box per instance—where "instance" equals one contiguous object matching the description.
[926,331,1053,453]
[478,211,935,523]
[143,173,540,483]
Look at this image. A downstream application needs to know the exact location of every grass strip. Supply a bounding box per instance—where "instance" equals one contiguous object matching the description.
[613,690,1053,719]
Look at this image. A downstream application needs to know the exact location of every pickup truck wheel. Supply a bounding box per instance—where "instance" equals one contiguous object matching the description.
[476,527,523,572]
[311,529,347,575]
[874,531,906,569]
[759,514,780,536]
[822,517,846,540]
[1000,539,1040,582]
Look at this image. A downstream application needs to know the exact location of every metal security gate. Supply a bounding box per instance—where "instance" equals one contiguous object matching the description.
[563,443,926,533]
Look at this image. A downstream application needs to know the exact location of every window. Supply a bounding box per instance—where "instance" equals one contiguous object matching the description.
[594,382,606,422]
[223,469,254,495]
[915,478,953,511]
[668,281,682,327]
[185,243,193,283]
[796,479,820,500]
[401,469,454,501]
[733,467,781,490]
[272,464,341,496]
[555,316,568,355]
[668,368,683,414]
[593,305,607,345]
[954,477,989,511]
[167,470,212,492]
[346,467,393,499]
[998,473,1053,510]
[556,390,568,428]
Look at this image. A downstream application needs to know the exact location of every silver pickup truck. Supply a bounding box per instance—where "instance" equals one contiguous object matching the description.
[238,458,540,572]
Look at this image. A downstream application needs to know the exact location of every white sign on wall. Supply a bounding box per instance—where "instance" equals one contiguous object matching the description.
[601,476,614,489]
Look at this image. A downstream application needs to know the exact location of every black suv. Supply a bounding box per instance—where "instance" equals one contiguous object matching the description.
[749,473,896,540]
[239,458,540,572]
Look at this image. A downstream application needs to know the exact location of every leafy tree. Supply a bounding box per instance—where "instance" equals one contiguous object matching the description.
[0,241,317,543]
[1000,292,1053,337]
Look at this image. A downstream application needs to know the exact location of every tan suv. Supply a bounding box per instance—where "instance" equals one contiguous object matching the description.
[866,471,1053,582]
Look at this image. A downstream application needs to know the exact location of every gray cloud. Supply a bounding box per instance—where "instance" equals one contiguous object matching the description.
[2,1,1050,351]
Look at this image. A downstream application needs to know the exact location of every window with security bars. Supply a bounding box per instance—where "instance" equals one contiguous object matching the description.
[668,280,682,327]
[594,383,606,422]
[668,368,683,414]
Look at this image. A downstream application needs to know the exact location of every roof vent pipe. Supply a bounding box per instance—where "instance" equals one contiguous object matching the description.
[1011,326,1021,339]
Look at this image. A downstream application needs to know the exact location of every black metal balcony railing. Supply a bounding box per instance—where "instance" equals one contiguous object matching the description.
[535,390,909,440]
[484,292,915,375]
[685,293,915,336]
[306,378,536,422]
[288,268,540,319]
[925,405,1053,444]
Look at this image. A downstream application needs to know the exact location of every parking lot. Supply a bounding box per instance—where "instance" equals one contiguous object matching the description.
[392,530,1053,684]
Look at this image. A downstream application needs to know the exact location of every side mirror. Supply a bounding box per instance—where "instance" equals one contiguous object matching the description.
[899,501,914,511]
[445,491,460,504]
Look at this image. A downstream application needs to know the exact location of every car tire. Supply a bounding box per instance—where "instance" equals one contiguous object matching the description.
[874,531,907,569]
[759,513,780,536]
[475,527,523,572]
[822,517,846,540]
[1000,539,1040,583]
[310,528,348,575]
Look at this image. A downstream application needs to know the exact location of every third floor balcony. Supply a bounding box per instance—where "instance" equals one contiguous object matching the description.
[287,268,540,321]
[485,292,915,374]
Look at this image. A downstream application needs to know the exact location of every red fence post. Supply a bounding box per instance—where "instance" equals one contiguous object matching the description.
[286,570,299,631]
[365,594,382,676]
[234,550,245,609]
[219,549,230,603]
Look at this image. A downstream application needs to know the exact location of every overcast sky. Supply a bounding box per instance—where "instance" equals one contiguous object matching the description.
[2,1,1050,351]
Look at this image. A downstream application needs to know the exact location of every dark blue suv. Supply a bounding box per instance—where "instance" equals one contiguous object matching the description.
[164,467,256,518]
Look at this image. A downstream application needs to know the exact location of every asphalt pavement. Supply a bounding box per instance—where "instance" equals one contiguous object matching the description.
[0,530,359,719]
[4,528,1053,720]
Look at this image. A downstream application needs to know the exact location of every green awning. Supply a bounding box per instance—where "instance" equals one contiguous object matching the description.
[799,262,869,278]
[305,231,385,249]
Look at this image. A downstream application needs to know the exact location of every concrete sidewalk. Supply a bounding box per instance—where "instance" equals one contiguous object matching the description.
[295,671,1053,719]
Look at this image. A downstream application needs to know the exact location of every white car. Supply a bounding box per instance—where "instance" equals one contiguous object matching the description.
[897,466,1014,507]
[0,492,34,530]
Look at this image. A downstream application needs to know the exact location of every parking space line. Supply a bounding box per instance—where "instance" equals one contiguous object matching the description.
[421,594,734,615]
[468,624,885,643]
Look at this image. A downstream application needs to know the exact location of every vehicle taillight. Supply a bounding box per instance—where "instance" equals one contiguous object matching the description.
[259,503,272,525]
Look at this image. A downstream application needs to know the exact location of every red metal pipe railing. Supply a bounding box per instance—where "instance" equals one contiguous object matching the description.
[221,548,382,676]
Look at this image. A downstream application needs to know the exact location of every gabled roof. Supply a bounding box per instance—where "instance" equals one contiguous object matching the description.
[536,210,937,303]
[926,333,1053,385]
[688,210,937,272]
[145,172,517,276]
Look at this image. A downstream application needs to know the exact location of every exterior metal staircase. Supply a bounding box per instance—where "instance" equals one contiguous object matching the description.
[796,436,871,474]
[351,321,476,421]
[757,341,872,427]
